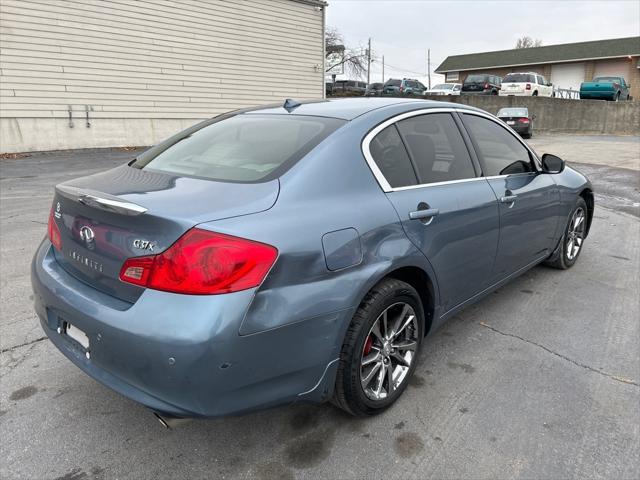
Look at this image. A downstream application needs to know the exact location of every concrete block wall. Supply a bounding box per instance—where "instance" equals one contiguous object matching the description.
[423,95,640,135]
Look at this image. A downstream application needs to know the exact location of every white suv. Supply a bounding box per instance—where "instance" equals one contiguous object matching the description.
[499,72,553,97]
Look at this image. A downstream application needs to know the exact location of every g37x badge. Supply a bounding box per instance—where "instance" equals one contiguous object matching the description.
[133,239,155,252]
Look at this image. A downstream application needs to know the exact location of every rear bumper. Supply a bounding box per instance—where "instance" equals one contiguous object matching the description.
[31,240,348,418]
[580,91,616,100]
[506,124,531,134]
[498,91,531,96]
[461,90,492,95]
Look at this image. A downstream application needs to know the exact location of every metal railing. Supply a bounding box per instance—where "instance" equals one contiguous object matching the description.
[553,88,580,100]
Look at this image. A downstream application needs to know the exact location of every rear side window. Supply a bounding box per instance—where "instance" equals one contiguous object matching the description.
[462,114,533,176]
[369,126,418,188]
[133,115,344,182]
[397,113,476,184]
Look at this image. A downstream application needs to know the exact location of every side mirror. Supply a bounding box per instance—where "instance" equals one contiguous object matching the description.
[541,153,565,174]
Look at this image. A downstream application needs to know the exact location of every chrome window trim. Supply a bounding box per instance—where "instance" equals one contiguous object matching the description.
[361,107,541,193]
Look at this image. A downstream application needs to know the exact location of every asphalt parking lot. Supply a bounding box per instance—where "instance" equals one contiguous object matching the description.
[1,135,639,480]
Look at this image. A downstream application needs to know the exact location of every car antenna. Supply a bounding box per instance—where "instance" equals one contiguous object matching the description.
[283,98,302,113]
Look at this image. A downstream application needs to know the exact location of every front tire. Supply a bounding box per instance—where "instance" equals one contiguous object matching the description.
[545,197,588,270]
[332,279,424,416]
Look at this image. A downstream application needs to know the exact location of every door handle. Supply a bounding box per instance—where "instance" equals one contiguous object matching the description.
[500,195,517,204]
[409,208,440,220]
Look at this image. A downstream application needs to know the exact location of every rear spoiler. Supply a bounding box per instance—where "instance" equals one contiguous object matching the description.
[56,184,147,216]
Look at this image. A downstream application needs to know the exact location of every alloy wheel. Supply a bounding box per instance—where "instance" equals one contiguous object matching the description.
[360,302,418,401]
[566,207,586,260]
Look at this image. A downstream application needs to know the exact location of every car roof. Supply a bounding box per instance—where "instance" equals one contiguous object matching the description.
[244,98,474,121]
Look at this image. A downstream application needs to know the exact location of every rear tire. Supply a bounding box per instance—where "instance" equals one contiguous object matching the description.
[332,279,424,416]
[532,91,538,96]
[544,197,588,270]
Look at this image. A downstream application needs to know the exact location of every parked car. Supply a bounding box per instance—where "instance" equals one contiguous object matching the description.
[580,76,631,101]
[424,83,461,96]
[497,107,535,138]
[365,82,384,96]
[461,74,502,95]
[332,80,367,95]
[33,98,593,425]
[499,72,553,97]
[383,78,427,95]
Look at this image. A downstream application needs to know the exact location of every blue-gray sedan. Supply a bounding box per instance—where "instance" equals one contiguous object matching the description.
[31,98,593,425]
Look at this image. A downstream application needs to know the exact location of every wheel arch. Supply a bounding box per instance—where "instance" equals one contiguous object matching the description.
[580,188,594,236]
[385,266,436,336]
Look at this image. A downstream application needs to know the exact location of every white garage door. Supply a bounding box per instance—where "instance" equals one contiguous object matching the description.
[551,62,586,91]
[594,59,628,78]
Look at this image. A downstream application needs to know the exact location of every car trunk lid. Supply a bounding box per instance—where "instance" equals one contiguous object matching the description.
[51,164,279,303]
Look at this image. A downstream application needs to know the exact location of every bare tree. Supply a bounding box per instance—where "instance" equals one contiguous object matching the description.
[515,36,543,49]
[325,27,369,78]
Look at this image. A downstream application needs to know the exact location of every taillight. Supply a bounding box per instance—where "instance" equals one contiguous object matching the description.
[612,83,619,88]
[526,83,531,90]
[119,229,278,295]
[518,118,530,124]
[484,82,489,90]
[48,208,62,251]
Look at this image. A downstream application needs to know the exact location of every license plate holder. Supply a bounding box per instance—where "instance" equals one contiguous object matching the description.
[61,320,90,352]
[507,121,515,125]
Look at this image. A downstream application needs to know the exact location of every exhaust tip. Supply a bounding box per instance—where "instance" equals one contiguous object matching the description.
[153,411,192,429]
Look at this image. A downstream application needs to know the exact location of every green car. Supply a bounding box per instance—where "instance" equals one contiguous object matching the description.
[383,78,427,95]
[580,76,631,101]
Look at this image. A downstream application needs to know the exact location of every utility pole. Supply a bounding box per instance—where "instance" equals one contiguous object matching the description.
[427,48,431,89]
[366,37,371,85]
[382,55,385,83]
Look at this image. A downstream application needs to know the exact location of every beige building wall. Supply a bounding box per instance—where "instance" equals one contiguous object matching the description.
[0,0,326,153]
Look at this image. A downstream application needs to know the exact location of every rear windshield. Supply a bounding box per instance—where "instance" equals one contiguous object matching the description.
[503,73,535,83]
[465,75,489,83]
[498,108,528,117]
[593,77,618,83]
[133,114,345,182]
[386,79,401,87]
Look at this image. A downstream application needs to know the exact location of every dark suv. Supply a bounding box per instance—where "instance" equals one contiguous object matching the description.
[461,74,502,95]
[383,78,426,95]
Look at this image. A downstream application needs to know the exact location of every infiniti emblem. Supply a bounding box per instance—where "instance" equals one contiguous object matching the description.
[79,226,95,248]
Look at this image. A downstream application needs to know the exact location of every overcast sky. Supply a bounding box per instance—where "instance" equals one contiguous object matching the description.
[325,0,640,86]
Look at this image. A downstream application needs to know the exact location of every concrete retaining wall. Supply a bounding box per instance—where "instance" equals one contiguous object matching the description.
[423,95,640,135]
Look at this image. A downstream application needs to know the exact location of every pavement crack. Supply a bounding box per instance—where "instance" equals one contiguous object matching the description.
[479,322,639,387]
[0,336,47,354]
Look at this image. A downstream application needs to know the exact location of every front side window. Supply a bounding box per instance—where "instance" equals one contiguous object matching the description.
[133,115,345,182]
[462,114,534,176]
[369,125,418,188]
[397,113,476,184]
[536,75,544,85]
